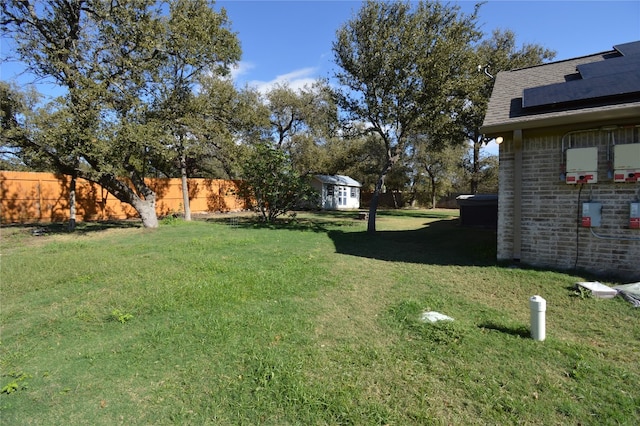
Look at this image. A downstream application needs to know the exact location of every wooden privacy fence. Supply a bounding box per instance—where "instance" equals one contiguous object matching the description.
[0,171,248,224]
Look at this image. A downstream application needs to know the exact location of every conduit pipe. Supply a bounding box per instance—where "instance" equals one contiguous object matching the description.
[529,295,546,341]
[589,227,640,242]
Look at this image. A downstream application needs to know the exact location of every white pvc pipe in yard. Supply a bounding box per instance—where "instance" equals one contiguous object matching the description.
[529,295,546,341]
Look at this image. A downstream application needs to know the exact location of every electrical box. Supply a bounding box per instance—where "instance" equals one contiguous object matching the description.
[613,143,640,183]
[566,147,598,184]
[631,202,640,229]
[582,202,602,227]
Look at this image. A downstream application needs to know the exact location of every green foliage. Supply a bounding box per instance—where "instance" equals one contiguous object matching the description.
[1,0,241,227]
[109,309,134,324]
[142,1,241,217]
[572,285,593,300]
[239,143,319,222]
[2,1,560,218]
[190,80,262,179]
[463,29,556,143]
[334,1,480,135]
[0,82,45,170]
[332,4,556,202]
[409,140,468,208]
[160,213,182,226]
[262,81,339,175]
[333,0,481,229]
[1,372,31,394]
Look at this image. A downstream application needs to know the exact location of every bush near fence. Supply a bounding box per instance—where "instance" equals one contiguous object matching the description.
[0,171,248,224]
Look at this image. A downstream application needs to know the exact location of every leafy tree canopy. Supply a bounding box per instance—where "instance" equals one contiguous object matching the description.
[239,143,318,223]
[1,0,240,227]
[333,0,482,231]
[259,81,339,177]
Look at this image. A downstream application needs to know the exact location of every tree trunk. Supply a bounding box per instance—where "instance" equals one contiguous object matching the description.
[367,191,380,234]
[431,185,437,209]
[408,180,417,207]
[471,139,481,194]
[367,174,385,233]
[125,169,159,228]
[430,174,437,209]
[93,172,159,228]
[131,195,159,228]
[68,172,77,231]
[180,152,191,221]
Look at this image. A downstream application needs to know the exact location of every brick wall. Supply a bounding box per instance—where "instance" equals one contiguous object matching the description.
[497,149,515,260]
[498,126,640,281]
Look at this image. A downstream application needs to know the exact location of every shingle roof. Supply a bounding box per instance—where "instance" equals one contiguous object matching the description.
[481,41,640,135]
[314,175,362,187]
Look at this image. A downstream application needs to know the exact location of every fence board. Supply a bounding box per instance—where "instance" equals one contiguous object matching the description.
[0,171,246,224]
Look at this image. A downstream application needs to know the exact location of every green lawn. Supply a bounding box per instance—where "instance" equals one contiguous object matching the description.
[1,210,638,425]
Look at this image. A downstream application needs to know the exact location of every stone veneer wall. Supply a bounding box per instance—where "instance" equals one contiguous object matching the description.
[498,126,640,281]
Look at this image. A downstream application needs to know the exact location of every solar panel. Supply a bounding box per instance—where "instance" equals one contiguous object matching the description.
[522,40,640,109]
[577,55,640,79]
[614,41,640,57]
[523,70,640,108]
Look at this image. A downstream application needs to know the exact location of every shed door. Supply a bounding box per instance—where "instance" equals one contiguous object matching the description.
[338,186,347,207]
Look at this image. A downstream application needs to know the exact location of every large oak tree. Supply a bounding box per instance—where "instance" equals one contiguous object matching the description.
[333,0,482,232]
[1,0,240,227]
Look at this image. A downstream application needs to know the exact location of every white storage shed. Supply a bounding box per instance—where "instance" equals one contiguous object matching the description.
[311,175,361,210]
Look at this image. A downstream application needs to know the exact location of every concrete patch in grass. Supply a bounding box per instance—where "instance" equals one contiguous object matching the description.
[420,311,454,323]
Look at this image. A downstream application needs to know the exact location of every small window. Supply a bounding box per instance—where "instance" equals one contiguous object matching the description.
[327,185,334,196]
[350,187,357,198]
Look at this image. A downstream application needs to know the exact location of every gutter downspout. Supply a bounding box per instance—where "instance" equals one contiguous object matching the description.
[513,129,523,261]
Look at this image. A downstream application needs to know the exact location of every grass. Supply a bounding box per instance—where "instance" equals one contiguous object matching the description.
[1,209,639,425]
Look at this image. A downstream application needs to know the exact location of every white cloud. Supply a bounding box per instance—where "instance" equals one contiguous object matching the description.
[247,67,319,94]
[229,61,255,81]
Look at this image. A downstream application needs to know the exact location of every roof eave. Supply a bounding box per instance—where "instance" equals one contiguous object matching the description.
[481,105,640,136]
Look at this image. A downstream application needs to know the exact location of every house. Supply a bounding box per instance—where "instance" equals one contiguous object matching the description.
[311,175,361,210]
[481,41,640,280]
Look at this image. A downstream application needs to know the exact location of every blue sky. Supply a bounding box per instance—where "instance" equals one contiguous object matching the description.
[2,1,637,155]
[216,0,640,154]
[2,1,639,94]
[220,0,640,92]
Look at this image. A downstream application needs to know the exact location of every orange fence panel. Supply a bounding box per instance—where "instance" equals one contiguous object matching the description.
[0,171,247,224]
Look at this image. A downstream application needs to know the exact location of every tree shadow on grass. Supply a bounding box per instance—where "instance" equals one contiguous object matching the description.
[327,219,497,267]
[203,211,496,267]
[204,212,360,233]
[376,209,461,220]
[478,322,530,338]
[2,220,142,240]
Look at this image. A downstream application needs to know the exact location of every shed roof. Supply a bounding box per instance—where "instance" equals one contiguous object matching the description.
[481,41,640,135]
[314,175,362,187]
